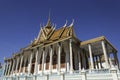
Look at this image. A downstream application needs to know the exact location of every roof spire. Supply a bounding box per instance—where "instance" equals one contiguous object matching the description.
[48,9,51,21]
[46,9,51,28]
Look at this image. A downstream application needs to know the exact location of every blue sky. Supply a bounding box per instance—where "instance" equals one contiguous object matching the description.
[0,0,120,63]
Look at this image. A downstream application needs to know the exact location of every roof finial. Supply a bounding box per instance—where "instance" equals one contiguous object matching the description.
[46,9,51,28]
[63,20,68,27]
[48,9,51,21]
[69,19,74,27]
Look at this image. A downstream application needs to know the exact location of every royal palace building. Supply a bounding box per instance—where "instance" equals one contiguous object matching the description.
[2,17,120,80]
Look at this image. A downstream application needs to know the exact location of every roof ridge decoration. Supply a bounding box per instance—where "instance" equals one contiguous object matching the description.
[41,27,47,39]
[57,21,68,38]
[33,26,47,44]
[36,25,43,41]
[69,19,74,27]
[47,27,56,39]
[63,20,67,27]
[67,19,75,37]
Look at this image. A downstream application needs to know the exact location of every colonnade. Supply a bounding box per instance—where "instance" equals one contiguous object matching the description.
[3,39,119,76]
[4,39,77,76]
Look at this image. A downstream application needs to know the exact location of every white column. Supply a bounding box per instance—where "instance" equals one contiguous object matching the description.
[19,56,23,73]
[5,61,9,75]
[88,44,94,69]
[6,62,10,75]
[34,48,39,74]
[114,53,119,67]
[8,63,11,75]
[44,50,47,71]
[28,52,33,74]
[96,56,99,69]
[15,57,20,74]
[23,58,27,73]
[37,53,41,72]
[11,59,15,74]
[6,62,9,75]
[116,53,119,67]
[49,45,53,74]
[101,40,109,68]
[99,56,102,69]
[78,51,81,71]
[66,51,70,72]
[3,62,7,75]
[69,39,73,73]
[58,43,61,74]
[109,57,112,68]
[42,48,45,73]
[8,60,12,75]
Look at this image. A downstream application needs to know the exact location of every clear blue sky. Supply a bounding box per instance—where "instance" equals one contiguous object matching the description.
[0,0,120,63]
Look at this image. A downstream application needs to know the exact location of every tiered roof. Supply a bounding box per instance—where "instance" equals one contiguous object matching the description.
[30,18,76,47]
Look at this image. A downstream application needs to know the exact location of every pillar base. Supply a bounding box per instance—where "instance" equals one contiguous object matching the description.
[110,67,118,80]
[69,70,73,74]
[57,71,61,75]
[49,71,52,75]
[81,70,86,80]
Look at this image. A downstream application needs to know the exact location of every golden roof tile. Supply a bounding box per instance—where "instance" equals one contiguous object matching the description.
[49,27,65,40]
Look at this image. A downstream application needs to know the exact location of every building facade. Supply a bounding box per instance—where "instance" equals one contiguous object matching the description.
[3,18,119,77]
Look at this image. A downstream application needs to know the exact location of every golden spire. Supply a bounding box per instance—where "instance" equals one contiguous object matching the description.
[46,10,51,28]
